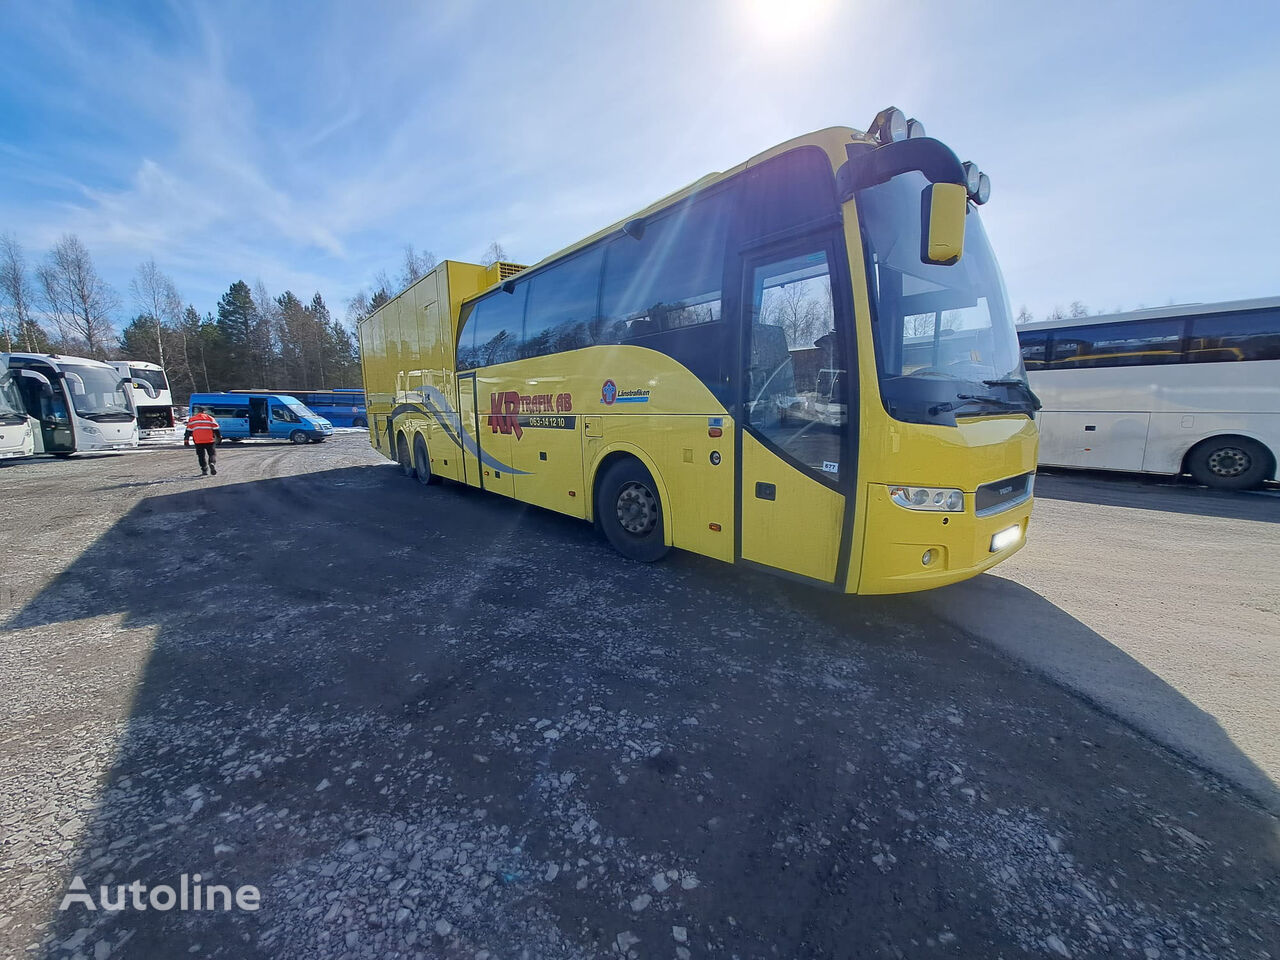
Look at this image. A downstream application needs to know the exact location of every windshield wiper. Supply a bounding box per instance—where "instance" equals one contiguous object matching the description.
[929,394,1025,416]
[983,378,1042,410]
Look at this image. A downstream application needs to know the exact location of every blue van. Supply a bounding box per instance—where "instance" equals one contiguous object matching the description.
[189,393,333,444]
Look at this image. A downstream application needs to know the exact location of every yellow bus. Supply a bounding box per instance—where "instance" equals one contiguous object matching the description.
[358,108,1038,593]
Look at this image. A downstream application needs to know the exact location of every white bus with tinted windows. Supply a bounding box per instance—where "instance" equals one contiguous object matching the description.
[110,360,174,438]
[3,353,158,456]
[1016,297,1279,489]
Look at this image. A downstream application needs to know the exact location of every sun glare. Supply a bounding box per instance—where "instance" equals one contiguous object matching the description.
[739,0,836,45]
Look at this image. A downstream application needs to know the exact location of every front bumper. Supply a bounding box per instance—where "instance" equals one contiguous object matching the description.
[855,482,1032,594]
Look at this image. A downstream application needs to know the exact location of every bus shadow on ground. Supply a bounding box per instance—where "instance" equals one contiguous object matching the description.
[1034,469,1280,522]
[913,573,1280,814]
[5,465,1278,959]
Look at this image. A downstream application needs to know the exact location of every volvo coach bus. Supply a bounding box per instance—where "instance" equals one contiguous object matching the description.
[359,110,1038,594]
[110,360,174,438]
[3,353,158,456]
[1018,298,1279,489]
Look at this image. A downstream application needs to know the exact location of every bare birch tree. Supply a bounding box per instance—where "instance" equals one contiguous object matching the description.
[0,233,43,351]
[399,245,437,289]
[481,240,509,266]
[36,234,118,356]
[129,259,183,369]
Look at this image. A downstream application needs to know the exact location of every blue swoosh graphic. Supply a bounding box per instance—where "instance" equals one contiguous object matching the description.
[396,386,532,477]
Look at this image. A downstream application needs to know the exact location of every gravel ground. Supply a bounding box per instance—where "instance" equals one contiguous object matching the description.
[1,435,1276,960]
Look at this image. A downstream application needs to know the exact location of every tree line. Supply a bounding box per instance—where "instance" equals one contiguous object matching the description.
[1014,301,1125,324]
[0,232,363,403]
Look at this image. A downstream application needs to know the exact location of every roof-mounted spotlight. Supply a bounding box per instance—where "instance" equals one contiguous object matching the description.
[906,118,926,139]
[869,107,908,145]
[962,161,981,195]
[975,173,991,205]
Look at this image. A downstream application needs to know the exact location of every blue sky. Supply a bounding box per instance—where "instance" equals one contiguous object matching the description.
[1,0,1277,328]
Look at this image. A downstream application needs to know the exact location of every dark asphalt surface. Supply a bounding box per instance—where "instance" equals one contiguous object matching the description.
[1,434,1276,960]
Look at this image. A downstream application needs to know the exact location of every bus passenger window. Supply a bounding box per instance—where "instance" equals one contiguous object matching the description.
[521,247,604,358]
[1186,309,1280,363]
[599,190,733,398]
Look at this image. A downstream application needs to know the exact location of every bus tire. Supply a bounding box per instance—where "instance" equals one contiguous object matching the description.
[396,433,414,478]
[1186,436,1271,490]
[413,435,436,485]
[354,418,367,429]
[289,430,310,445]
[596,457,670,563]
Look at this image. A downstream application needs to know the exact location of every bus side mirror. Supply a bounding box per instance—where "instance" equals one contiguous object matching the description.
[16,368,54,396]
[124,377,159,399]
[63,372,86,395]
[921,182,966,265]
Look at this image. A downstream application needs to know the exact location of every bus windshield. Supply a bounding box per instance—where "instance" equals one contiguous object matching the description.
[60,363,135,421]
[128,366,169,393]
[0,376,26,423]
[858,169,1028,424]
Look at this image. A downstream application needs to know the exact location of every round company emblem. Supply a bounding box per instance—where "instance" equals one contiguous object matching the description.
[601,379,617,405]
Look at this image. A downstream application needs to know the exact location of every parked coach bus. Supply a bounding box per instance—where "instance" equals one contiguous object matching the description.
[1018,297,1279,489]
[189,392,334,443]
[229,388,366,427]
[3,353,157,456]
[359,110,1039,594]
[0,364,37,461]
[110,360,174,438]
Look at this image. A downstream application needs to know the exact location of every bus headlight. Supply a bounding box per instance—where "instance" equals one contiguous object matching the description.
[962,161,981,195]
[888,485,965,512]
[990,525,1022,552]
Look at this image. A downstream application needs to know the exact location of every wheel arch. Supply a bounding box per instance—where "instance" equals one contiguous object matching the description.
[1180,432,1277,481]
[587,443,674,546]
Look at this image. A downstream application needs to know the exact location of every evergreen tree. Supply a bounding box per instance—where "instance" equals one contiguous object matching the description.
[215,284,254,363]
[276,290,309,386]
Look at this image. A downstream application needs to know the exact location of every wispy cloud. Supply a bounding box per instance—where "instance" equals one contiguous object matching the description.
[1,0,1276,326]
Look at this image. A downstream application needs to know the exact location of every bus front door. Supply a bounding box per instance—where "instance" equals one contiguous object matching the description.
[736,243,849,585]
[43,392,74,453]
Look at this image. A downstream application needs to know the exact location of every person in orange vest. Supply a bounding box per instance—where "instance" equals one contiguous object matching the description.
[183,409,222,476]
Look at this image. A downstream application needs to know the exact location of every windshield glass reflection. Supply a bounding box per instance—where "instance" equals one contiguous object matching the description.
[60,363,135,421]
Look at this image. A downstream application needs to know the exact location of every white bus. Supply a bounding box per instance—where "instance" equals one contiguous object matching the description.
[1016,297,1280,489]
[0,365,37,461]
[3,353,158,457]
[110,359,175,438]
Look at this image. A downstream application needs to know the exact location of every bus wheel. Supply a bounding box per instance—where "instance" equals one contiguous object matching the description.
[413,435,435,485]
[396,434,414,478]
[1187,436,1271,490]
[596,458,670,563]
[289,430,310,445]
[354,418,367,429]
